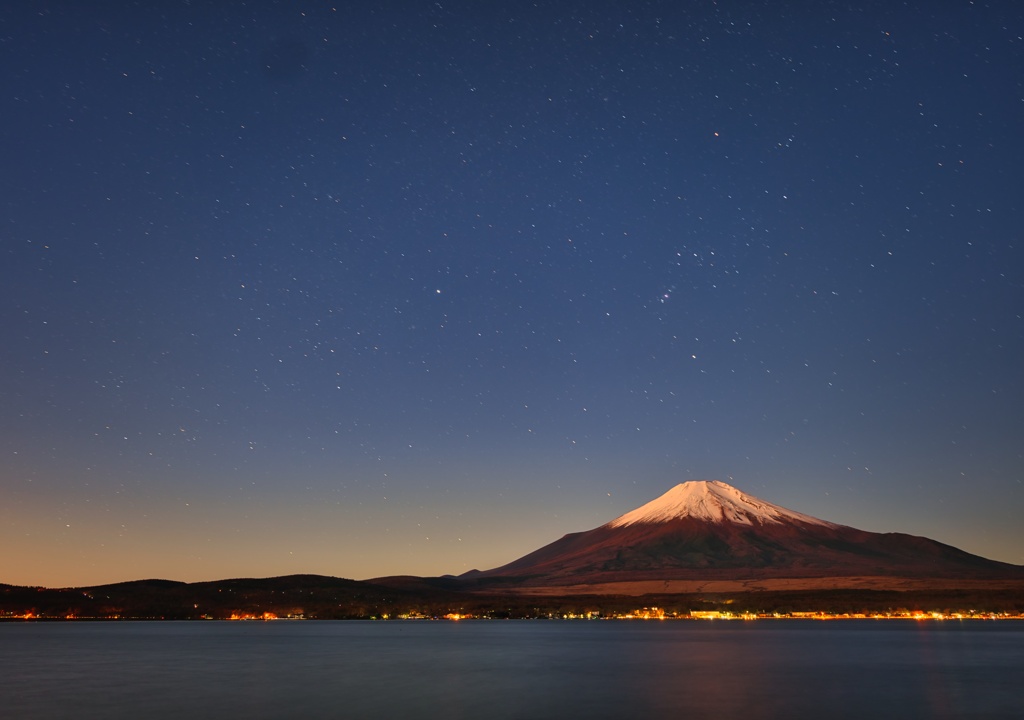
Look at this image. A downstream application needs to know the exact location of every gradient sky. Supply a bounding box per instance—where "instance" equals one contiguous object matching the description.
[2,1,1022,588]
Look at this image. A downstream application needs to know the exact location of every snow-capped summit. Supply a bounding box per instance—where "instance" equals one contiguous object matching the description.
[468,479,1024,589]
[606,480,836,528]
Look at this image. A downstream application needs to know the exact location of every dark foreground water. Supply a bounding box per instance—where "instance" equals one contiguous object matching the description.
[2,620,1022,719]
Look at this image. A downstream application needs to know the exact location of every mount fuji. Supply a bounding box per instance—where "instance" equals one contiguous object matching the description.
[463,480,1024,592]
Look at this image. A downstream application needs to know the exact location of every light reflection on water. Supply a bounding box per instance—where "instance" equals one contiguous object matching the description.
[1,620,1021,719]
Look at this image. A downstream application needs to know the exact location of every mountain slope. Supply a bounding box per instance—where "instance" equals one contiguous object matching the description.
[468,481,1023,588]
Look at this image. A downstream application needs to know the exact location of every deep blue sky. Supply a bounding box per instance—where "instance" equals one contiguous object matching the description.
[2,1,1022,586]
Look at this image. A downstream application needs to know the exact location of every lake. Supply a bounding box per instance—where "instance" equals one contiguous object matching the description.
[2,620,1021,719]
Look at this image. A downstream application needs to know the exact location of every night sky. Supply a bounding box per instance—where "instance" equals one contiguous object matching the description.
[3,1,1022,588]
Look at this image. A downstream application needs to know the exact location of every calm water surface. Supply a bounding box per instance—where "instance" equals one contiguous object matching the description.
[2,620,1021,719]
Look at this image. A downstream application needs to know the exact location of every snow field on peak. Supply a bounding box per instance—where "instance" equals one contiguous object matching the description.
[606,480,836,528]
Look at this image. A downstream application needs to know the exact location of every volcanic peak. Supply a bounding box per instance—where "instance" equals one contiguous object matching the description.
[605,480,838,529]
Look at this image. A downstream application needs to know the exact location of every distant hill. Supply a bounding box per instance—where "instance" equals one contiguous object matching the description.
[0,575,429,620]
